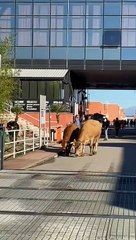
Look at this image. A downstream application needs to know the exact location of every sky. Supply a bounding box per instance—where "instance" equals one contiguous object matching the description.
[87,90,136,109]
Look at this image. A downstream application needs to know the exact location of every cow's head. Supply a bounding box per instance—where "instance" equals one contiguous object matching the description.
[75,141,84,157]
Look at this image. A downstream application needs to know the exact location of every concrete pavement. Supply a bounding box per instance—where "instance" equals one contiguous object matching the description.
[3,144,61,170]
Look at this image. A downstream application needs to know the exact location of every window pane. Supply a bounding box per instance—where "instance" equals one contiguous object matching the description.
[86,16,102,28]
[104,3,121,15]
[51,16,67,28]
[0,3,15,15]
[16,16,32,28]
[33,30,49,46]
[104,16,121,28]
[68,47,84,59]
[69,3,85,15]
[122,48,136,60]
[16,30,32,46]
[0,16,14,28]
[103,48,120,60]
[34,3,50,15]
[69,16,85,28]
[30,81,37,99]
[68,30,85,46]
[33,47,49,59]
[103,30,121,47]
[21,81,29,99]
[50,47,67,59]
[86,47,102,60]
[38,81,45,97]
[16,3,32,15]
[16,47,32,59]
[0,30,14,41]
[51,3,67,15]
[51,30,66,46]
[86,30,102,46]
[122,17,136,28]
[33,16,49,29]
[123,3,136,15]
[86,3,103,15]
[122,30,136,46]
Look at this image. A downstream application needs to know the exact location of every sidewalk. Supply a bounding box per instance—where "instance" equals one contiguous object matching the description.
[3,144,61,170]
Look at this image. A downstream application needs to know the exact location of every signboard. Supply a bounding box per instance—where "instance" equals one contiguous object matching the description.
[13,99,40,112]
[40,95,46,124]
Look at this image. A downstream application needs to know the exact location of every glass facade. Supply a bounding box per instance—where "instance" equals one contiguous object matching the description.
[1,0,136,99]
[1,0,136,62]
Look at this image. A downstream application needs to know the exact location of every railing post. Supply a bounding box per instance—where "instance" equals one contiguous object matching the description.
[33,130,34,151]
[13,130,16,158]
[24,130,26,155]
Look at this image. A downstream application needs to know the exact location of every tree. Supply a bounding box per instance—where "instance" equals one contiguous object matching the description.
[50,103,66,123]
[0,37,20,115]
[11,104,24,122]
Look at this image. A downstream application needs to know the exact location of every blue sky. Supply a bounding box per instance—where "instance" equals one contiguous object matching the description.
[87,90,136,109]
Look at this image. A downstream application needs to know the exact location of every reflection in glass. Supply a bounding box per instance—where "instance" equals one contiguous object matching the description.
[122,30,136,46]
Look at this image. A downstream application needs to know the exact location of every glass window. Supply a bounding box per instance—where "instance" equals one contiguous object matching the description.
[86,3,103,15]
[50,47,67,59]
[33,47,49,59]
[122,17,136,28]
[68,47,84,59]
[69,3,85,15]
[0,29,14,41]
[86,30,102,46]
[69,16,85,28]
[30,81,38,99]
[16,47,32,59]
[21,81,29,99]
[51,30,67,46]
[51,3,67,15]
[33,30,49,46]
[16,3,32,15]
[16,16,32,28]
[86,16,102,28]
[38,81,45,97]
[104,16,121,28]
[103,48,120,60]
[16,30,32,46]
[122,30,136,46]
[122,48,136,60]
[0,16,14,28]
[34,3,50,15]
[46,82,54,100]
[104,3,121,15]
[0,3,15,15]
[34,16,49,29]
[51,16,67,28]
[68,30,85,46]
[103,30,121,47]
[123,3,136,15]
[86,47,102,60]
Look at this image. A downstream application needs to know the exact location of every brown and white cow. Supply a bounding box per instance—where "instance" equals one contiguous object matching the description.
[75,119,102,157]
[61,123,80,156]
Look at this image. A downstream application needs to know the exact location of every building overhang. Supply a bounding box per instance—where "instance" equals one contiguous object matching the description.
[70,70,136,90]
[13,69,68,79]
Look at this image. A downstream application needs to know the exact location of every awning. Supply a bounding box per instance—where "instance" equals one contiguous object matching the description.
[13,69,68,79]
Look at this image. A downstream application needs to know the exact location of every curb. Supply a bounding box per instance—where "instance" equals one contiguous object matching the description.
[21,153,58,170]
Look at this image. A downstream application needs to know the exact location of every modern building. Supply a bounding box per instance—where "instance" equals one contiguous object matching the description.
[1,0,136,111]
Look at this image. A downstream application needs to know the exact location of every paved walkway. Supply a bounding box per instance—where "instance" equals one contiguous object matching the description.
[3,144,61,170]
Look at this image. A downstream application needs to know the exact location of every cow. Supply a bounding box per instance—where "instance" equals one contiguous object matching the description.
[75,119,102,157]
[61,123,80,156]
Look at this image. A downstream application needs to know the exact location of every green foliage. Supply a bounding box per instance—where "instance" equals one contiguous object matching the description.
[50,103,66,113]
[0,37,20,114]
[11,104,24,122]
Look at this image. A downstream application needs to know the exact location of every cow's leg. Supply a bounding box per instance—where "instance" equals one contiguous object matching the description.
[89,139,94,156]
[93,137,99,154]
[66,142,72,156]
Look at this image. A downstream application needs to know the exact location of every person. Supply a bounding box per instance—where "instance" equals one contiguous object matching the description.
[74,115,81,128]
[114,117,121,137]
[103,117,110,140]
